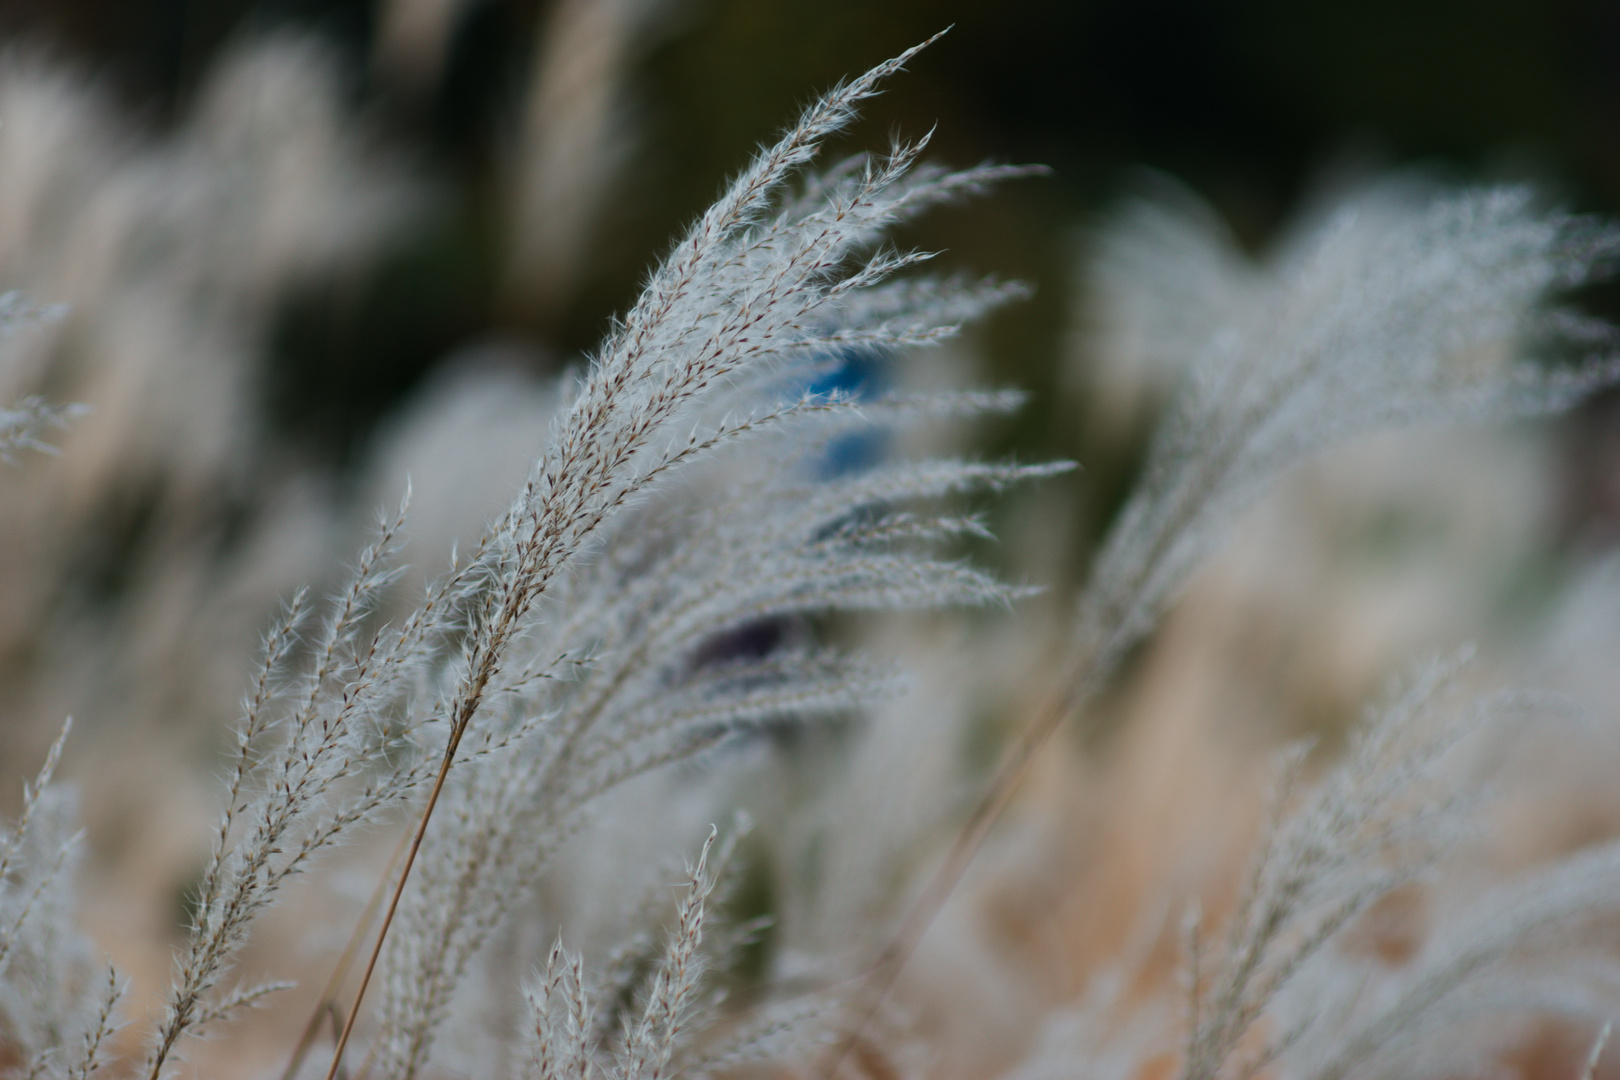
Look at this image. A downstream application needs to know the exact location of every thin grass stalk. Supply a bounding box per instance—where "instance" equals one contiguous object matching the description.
[324,740,464,1080]
[280,827,413,1080]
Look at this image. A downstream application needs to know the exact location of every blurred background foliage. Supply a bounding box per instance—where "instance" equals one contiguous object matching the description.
[7,0,1617,479]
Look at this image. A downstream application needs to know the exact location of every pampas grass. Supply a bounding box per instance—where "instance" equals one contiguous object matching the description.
[1,28,1620,1080]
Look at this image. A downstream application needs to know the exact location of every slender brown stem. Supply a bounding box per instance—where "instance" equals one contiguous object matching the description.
[323,741,462,1080]
[280,828,412,1080]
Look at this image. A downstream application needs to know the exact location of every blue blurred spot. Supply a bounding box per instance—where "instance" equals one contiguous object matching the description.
[806,346,890,477]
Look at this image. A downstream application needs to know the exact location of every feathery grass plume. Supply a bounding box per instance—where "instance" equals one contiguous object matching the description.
[836,179,1620,1059]
[1268,817,1620,1080]
[0,721,124,1080]
[360,39,1060,1077]
[1166,670,1620,1080]
[1071,175,1256,446]
[0,291,77,463]
[143,499,458,1079]
[1073,180,1620,677]
[1176,655,1483,1080]
[372,394,1058,1077]
[0,30,1053,1080]
[520,829,744,1080]
[1168,656,1620,1080]
[1082,177,1259,390]
[983,658,1620,1080]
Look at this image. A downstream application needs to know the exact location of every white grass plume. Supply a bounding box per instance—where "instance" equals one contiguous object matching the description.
[988,660,1620,1080]
[1273,825,1620,1080]
[1074,180,1620,680]
[17,33,1058,1080]
[853,183,1620,1048]
[143,501,454,1079]
[364,40,1061,1078]
[1178,655,1483,1080]
[0,291,76,464]
[0,722,125,1080]
[520,828,757,1080]
[1170,657,1620,1080]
